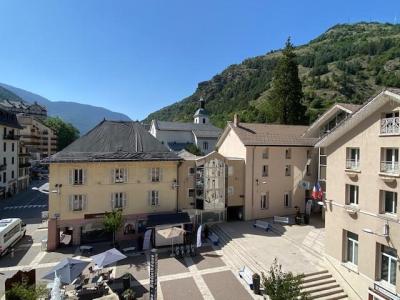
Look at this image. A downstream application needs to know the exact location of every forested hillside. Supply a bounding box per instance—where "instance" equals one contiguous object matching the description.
[145,22,400,127]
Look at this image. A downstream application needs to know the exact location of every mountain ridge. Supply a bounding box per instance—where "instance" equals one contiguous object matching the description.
[144,22,400,127]
[0,83,131,134]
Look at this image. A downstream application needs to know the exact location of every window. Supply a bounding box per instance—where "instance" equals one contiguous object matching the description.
[3,143,5,152]
[285,148,291,159]
[113,168,127,183]
[150,168,161,182]
[381,245,397,286]
[284,193,291,208]
[11,171,14,179]
[69,169,85,185]
[382,190,397,214]
[285,165,291,176]
[381,148,399,174]
[11,157,14,165]
[261,193,269,209]
[112,192,126,209]
[149,190,159,207]
[2,172,5,183]
[69,195,86,211]
[188,167,195,176]
[262,148,269,159]
[203,141,209,150]
[306,164,311,176]
[346,148,360,170]
[4,224,21,243]
[3,158,5,166]
[225,186,233,197]
[346,231,358,265]
[262,165,268,177]
[11,143,14,152]
[188,188,195,198]
[346,184,359,205]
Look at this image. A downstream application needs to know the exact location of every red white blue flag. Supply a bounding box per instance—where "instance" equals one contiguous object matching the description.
[312,182,323,200]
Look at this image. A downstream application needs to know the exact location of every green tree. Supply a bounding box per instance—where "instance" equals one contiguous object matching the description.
[185,144,203,156]
[44,117,80,151]
[6,283,47,300]
[263,38,306,124]
[103,209,123,247]
[262,258,308,300]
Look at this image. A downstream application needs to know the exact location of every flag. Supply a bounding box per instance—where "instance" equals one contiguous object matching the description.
[312,182,323,200]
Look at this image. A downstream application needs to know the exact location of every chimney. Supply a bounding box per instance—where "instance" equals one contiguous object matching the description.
[233,114,239,127]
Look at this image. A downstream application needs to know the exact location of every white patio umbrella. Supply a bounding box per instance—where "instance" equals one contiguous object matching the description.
[32,182,50,194]
[157,227,186,256]
[90,248,127,268]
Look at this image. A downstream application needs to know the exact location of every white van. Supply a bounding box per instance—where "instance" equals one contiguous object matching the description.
[0,218,26,255]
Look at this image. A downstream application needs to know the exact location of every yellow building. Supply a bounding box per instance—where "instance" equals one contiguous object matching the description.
[216,115,318,221]
[47,120,183,250]
[316,89,400,299]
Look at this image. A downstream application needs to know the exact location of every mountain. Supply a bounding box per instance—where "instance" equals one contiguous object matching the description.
[144,22,400,127]
[0,83,131,134]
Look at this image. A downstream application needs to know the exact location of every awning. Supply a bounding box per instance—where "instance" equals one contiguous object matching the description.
[146,212,191,227]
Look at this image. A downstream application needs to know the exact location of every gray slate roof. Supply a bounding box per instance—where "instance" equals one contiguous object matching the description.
[154,120,222,133]
[230,122,317,146]
[48,120,180,163]
[0,108,22,129]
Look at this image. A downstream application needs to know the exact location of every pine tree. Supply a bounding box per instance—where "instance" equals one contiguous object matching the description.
[265,38,306,124]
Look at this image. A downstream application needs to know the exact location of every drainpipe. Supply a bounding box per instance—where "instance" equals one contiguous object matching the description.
[176,161,181,212]
[251,146,255,220]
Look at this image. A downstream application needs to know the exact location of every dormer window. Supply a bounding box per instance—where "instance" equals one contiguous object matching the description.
[381,111,399,135]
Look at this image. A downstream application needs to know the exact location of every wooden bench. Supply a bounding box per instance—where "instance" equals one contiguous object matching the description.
[253,220,271,231]
[239,266,254,289]
[273,216,290,224]
[208,233,219,245]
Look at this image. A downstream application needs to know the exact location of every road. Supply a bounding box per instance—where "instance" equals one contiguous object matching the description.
[0,179,48,224]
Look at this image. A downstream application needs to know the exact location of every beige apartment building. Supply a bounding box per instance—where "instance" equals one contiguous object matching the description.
[46,120,187,250]
[216,116,318,221]
[317,89,400,300]
[17,114,57,159]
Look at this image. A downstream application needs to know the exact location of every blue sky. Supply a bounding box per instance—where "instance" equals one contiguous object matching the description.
[0,1,398,120]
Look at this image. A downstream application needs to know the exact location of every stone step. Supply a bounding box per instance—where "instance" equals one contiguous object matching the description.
[302,269,329,278]
[302,273,333,284]
[301,278,337,289]
[318,292,348,300]
[309,287,344,299]
[303,283,340,294]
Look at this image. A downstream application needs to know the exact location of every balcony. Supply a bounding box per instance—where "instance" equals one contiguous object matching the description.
[380,161,399,175]
[3,134,19,141]
[380,117,400,135]
[345,159,360,171]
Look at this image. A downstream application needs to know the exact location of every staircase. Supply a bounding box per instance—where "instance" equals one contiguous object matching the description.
[301,270,348,299]
[210,224,348,300]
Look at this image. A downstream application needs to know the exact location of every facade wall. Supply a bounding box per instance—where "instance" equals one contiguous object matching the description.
[48,160,180,250]
[217,129,246,160]
[177,160,196,210]
[0,125,19,195]
[324,101,400,298]
[153,129,194,145]
[244,146,316,220]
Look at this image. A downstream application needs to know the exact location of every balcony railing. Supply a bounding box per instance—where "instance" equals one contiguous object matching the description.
[381,117,400,135]
[380,161,399,174]
[3,134,19,140]
[346,159,360,170]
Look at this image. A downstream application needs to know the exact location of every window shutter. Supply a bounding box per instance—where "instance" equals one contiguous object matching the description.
[111,169,115,184]
[159,168,163,182]
[69,170,73,185]
[124,168,128,183]
[123,192,127,208]
[266,193,270,209]
[148,191,152,206]
[148,168,152,182]
[68,195,73,211]
[82,169,87,185]
[82,195,87,211]
[111,193,115,209]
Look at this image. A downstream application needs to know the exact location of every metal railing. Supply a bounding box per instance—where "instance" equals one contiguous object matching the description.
[380,161,399,174]
[380,117,400,135]
[346,159,360,170]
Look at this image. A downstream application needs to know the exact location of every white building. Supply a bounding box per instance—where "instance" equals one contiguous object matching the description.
[150,99,222,154]
[0,108,23,198]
